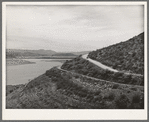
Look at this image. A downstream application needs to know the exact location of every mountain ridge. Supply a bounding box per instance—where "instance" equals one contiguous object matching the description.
[6,49,91,58]
[88,32,144,74]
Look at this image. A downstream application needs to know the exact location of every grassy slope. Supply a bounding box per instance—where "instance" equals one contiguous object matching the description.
[7,67,144,109]
[61,57,144,86]
[88,32,144,75]
[6,84,25,96]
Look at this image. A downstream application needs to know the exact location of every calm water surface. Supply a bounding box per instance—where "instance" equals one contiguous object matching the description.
[6,59,64,85]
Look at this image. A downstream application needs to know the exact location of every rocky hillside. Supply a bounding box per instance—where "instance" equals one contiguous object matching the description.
[61,57,144,86]
[6,67,144,109]
[88,32,144,75]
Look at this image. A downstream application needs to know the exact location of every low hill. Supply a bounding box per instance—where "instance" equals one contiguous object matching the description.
[52,53,77,56]
[6,49,57,58]
[6,52,17,58]
[88,32,144,75]
[6,49,89,58]
[6,67,144,109]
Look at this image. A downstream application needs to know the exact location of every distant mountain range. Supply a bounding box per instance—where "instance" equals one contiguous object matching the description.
[6,49,56,58]
[6,49,91,58]
[52,53,77,56]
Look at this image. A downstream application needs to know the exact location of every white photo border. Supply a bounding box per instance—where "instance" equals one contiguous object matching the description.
[2,1,148,120]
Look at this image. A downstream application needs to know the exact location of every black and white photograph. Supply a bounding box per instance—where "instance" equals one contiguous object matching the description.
[2,1,147,120]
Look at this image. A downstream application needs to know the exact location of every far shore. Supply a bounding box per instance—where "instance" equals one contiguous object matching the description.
[6,59,35,66]
[6,58,70,66]
[41,59,70,63]
[6,55,75,66]
[14,56,77,59]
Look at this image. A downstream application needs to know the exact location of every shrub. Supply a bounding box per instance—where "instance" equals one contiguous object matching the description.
[92,95,102,103]
[112,84,119,89]
[113,72,124,78]
[94,91,101,96]
[9,89,13,93]
[87,94,94,101]
[108,93,115,101]
[130,87,137,91]
[115,94,130,109]
[132,93,141,103]
[129,93,144,109]
[75,74,80,78]
[103,92,115,101]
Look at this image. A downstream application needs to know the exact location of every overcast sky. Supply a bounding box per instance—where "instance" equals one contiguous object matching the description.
[6,5,144,52]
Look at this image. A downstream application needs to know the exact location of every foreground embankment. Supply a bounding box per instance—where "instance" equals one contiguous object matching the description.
[6,67,144,109]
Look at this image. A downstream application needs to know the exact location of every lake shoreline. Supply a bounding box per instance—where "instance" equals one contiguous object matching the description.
[6,59,35,66]
[6,59,64,85]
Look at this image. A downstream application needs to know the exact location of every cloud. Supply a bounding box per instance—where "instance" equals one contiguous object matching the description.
[6,5,144,52]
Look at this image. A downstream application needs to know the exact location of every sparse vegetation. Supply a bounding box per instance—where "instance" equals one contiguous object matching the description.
[115,94,130,109]
[6,85,24,96]
[61,57,144,86]
[88,32,144,75]
[6,67,144,109]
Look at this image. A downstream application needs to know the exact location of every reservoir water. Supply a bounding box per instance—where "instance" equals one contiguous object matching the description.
[6,59,64,85]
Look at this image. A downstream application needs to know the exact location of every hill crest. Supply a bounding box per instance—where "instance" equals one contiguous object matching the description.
[88,32,144,74]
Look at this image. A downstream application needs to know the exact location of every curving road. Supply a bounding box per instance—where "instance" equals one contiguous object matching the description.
[57,66,143,88]
[82,54,143,77]
[82,54,118,72]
